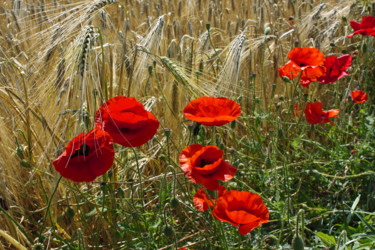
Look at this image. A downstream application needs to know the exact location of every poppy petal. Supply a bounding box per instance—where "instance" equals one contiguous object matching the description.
[193,187,215,212]
[238,221,264,235]
[288,47,325,66]
[348,16,375,38]
[278,61,301,80]
[212,191,269,234]
[179,145,237,190]
[95,96,159,147]
[304,102,339,126]
[351,90,368,103]
[183,97,241,126]
[53,128,114,182]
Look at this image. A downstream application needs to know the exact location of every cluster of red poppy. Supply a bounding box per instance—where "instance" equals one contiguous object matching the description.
[53,96,159,182]
[279,16,371,126]
[180,97,269,235]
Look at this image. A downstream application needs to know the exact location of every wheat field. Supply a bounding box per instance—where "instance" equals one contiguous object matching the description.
[0,0,374,249]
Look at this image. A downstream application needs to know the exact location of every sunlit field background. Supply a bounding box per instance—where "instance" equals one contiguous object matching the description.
[0,0,374,249]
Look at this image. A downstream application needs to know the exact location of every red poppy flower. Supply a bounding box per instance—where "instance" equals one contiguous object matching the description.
[183,97,241,126]
[278,47,326,87]
[179,144,237,190]
[212,190,269,235]
[193,185,227,212]
[351,90,368,103]
[348,16,375,38]
[53,127,114,182]
[317,54,352,84]
[304,102,339,126]
[95,96,159,147]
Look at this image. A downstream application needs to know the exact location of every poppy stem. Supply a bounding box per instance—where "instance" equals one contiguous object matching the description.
[40,176,62,237]
[129,147,145,207]
[211,126,216,145]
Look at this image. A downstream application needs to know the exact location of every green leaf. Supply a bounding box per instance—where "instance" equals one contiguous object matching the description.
[346,195,361,224]
[316,232,336,247]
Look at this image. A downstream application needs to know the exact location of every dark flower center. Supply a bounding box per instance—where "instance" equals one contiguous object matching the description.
[200,159,211,168]
[71,143,90,158]
[299,63,306,67]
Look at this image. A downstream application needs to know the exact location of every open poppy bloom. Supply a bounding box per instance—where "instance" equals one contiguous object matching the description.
[348,16,375,38]
[351,90,368,103]
[278,47,326,87]
[179,144,237,190]
[212,190,269,235]
[193,186,227,212]
[183,97,241,126]
[304,102,339,126]
[95,96,159,147]
[53,127,114,182]
[317,54,352,84]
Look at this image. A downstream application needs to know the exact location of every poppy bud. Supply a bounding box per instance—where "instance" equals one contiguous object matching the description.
[292,234,304,250]
[66,207,75,219]
[160,154,166,162]
[170,197,179,208]
[279,96,284,101]
[294,41,299,47]
[148,65,153,75]
[282,76,291,83]
[16,146,24,159]
[206,23,211,31]
[164,128,171,138]
[20,159,31,168]
[330,42,335,47]
[289,16,295,21]
[163,224,174,236]
[272,83,277,93]
[265,27,271,35]
[251,73,257,79]
[342,16,347,22]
